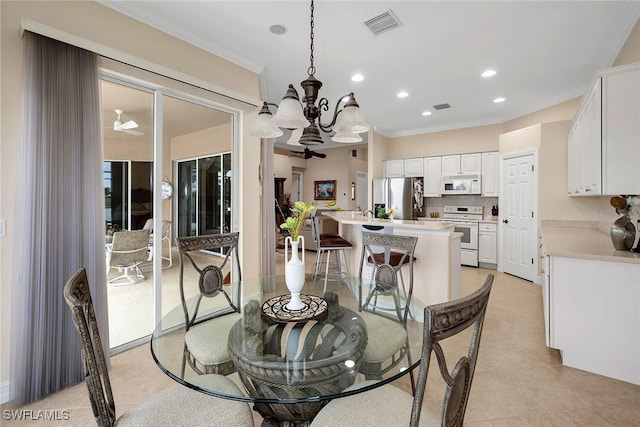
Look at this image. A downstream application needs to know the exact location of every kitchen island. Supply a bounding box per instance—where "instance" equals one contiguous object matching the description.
[321,211,462,308]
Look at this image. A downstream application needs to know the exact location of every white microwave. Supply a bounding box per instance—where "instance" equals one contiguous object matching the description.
[441,175,481,195]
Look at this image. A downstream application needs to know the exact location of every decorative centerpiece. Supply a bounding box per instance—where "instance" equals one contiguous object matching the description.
[280,200,339,311]
[610,196,637,251]
[376,206,396,219]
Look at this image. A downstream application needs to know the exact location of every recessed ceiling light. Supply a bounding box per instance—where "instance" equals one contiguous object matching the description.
[422,111,432,116]
[397,91,409,98]
[493,97,506,103]
[482,69,497,78]
[269,24,287,35]
[351,73,364,82]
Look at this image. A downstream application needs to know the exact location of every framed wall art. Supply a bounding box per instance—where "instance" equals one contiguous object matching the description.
[314,180,336,201]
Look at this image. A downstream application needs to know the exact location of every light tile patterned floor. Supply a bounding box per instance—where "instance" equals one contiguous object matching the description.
[2,249,639,426]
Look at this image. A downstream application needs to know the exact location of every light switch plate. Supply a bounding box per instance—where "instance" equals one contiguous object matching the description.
[0,219,5,237]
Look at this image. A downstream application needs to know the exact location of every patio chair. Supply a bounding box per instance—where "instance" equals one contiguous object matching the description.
[63,268,254,427]
[144,219,173,267]
[311,274,494,427]
[106,229,151,284]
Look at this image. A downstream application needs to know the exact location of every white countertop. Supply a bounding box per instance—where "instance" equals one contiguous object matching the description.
[541,223,640,264]
[323,211,456,232]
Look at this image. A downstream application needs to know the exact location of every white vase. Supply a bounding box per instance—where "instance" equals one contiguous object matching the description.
[284,235,306,310]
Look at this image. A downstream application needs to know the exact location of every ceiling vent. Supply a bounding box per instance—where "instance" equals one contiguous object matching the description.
[433,103,451,110]
[363,9,402,36]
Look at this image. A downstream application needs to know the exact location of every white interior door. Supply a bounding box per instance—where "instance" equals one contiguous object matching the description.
[356,171,367,211]
[501,152,536,281]
[291,171,303,202]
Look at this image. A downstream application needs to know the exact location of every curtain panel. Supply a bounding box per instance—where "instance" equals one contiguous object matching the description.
[10,32,107,404]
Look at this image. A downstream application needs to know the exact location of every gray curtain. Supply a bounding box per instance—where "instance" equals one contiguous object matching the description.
[260,138,276,277]
[10,32,107,404]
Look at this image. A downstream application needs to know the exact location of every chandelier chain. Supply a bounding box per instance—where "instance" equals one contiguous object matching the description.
[308,0,316,76]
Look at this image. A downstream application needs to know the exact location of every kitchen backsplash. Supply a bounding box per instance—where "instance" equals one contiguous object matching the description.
[421,196,499,218]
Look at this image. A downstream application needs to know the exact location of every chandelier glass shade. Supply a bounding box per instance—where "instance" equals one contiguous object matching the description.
[252,102,284,138]
[249,0,369,144]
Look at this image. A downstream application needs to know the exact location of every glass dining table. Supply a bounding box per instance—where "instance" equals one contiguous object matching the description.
[150,274,426,425]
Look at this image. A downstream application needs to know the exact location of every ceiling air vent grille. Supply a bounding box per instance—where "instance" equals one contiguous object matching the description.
[364,9,402,36]
[433,103,451,110]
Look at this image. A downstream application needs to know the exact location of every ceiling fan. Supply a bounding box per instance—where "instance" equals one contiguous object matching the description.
[290,147,327,159]
[111,109,143,136]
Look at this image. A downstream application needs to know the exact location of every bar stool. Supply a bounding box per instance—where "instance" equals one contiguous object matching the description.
[311,213,353,294]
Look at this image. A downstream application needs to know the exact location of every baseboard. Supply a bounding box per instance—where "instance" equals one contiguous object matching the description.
[478,262,497,270]
[1,380,10,404]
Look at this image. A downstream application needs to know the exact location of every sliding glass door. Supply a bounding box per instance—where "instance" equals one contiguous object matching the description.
[104,161,129,231]
[104,161,153,232]
[177,153,231,240]
[102,77,237,352]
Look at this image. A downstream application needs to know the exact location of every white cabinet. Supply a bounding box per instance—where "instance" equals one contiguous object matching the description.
[423,156,442,197]
[478,223,497,266]
[568,78,601,195]
[461,153,482,175]
[481,151,499,197]
[384,159,404,178]
[441,155,461,175]
[568,62,640,196]
[441,153,481,176]
[547,255,640,385]
[602,63,640,195]
[403,158,424,177]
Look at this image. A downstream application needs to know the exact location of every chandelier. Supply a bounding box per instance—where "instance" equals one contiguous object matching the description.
[251,0,369,144]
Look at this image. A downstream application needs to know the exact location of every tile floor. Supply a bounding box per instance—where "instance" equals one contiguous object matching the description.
[2,249,639,426]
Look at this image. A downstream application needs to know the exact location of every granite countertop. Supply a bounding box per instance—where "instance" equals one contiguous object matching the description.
[541,222,640,264]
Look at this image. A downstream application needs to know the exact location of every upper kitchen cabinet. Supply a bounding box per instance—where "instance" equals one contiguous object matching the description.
[423,156,442,197]
[568,62,640,196]
[568,79,602,195]
[481,151,499,197]
[384,159,404,177]
[441,153,482,176]
[403,157,424,177]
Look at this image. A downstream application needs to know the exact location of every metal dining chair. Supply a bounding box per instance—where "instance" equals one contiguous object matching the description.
[177,232,243,378]
[63,268,254,427]
[311,274,494,427]
[361,224,417,306]
[356,231,418,385]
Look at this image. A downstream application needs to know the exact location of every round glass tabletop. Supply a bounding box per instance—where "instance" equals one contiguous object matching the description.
[151,274,426,423]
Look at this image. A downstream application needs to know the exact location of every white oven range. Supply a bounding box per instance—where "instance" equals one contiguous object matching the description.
[442,205,483,267]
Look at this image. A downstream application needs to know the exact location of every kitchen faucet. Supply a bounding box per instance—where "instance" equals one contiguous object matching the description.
[363,209,374,218]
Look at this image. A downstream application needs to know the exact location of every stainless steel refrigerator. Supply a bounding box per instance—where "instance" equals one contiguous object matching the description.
[372,177,424,220]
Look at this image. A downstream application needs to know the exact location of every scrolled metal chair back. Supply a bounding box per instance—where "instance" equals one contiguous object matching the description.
[410,274,494,427]
[176,232,241,329]
[63,268,116,427]
[358,231,418,322]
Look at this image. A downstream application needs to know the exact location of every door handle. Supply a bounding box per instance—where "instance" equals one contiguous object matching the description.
[503,219,509,224]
